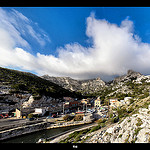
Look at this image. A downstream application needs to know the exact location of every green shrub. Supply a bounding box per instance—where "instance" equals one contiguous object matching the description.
[117,107,128,118]
[74,115,83,121]
[136,118,143,126]
[88,125,101,133]
[134,127,142,136]
[28,113,33,119]
[113,116,119,123]
[97,118,107,124]
[63,114,74,121]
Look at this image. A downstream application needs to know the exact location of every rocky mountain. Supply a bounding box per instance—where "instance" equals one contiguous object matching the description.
[0,67,81,113]
[41,75,106,95]
[56,95,150,143]
[0,66,80,98]
[113,69,142,84]
[78,96,150,143]
[41,76,81,91]
[80,107,150,143]
[41,70,150,101]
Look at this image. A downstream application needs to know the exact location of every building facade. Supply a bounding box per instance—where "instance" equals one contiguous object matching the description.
[109,99,120,108]
[94,97,101,108]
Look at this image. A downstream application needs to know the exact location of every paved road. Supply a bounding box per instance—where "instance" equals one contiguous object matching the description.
[0,118,44,131]
[0,118,26,126]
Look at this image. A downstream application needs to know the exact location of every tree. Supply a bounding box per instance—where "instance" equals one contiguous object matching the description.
[63,114,74,121]
[11,83,28,91]
[74,115,83,121]
[28,113,33,119]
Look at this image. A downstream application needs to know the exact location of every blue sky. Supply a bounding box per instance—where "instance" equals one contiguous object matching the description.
[1,7,150,81]
[11,7,150,51]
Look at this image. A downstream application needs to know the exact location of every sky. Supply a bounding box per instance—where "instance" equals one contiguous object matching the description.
[1,7,150,81]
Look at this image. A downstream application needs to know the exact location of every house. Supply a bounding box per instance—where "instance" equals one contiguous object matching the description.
[124,97,132,105]
[81,99,91,106]
[32,108,47,116]
[94,97,101,108]
[69,101,79,108]
[63,97,74,102]
[81,99,89,105]
[14,108,22,118]
[119,100,126,106]
[109,99,120,108]
[64,102,70,108]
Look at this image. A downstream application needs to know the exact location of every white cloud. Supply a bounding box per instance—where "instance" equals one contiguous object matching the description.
[1,10,150,81]
[0,8,50,50]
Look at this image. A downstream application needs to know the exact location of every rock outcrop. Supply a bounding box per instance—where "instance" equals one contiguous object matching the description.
[82,105,150,143]
[41,70,147,96]
[113,69,142,84]
[41,75,106,94]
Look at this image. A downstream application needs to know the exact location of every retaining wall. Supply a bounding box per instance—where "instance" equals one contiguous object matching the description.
[0,122,49,141]
[0,120,93,141]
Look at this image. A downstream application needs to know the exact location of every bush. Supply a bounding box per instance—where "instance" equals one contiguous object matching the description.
[88,125,101,133]
[117,107,128,118]
[28,113,33,119]
[74,115,83,121]
[100,123,106,127]
[112,116,119,123]
[63,114,74,121]
[97,118,107,124]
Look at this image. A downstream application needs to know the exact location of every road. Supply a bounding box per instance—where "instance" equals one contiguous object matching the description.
[48,122,97,143]
[0,117,44,131]
[0,118,26,126]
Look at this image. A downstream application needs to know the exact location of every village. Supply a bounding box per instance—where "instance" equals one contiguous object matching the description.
[0,93,132,130]
[0,82,136,143]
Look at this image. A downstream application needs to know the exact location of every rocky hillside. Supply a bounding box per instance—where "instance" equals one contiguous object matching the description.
[0,67,82,113]
[113,69,142,84]
[42,70,150,104]
[83,104,150,143]
[106,70,150,99]
[41,76,81,92]
[41,75,106,95]
[0,66,80,98]
[58,96,150,143]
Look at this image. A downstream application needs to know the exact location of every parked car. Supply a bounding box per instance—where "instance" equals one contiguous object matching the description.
[46,116,53,119]
[29,118,34,121]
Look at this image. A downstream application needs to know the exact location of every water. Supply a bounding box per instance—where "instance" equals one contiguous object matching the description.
[1,125,83,143]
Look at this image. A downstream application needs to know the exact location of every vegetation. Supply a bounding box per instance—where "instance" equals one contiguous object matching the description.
[117,107,129,119]
[59,128,91,143]
[28,113,33,119]
[0,67,82,98]
[63,114,74,121]
[136,118,143,126]
[88,125,101,133]
[73,115,83,121]
[63,114,83,121]
[134,127,142,136]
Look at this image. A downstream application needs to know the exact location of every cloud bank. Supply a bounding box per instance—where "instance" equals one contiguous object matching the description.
[0,8,150,81]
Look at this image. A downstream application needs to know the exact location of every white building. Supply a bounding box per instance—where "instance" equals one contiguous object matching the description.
[119,100,125,106]
[124,97,132,105]
[33,108,47,116]
[109,99,120,108]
